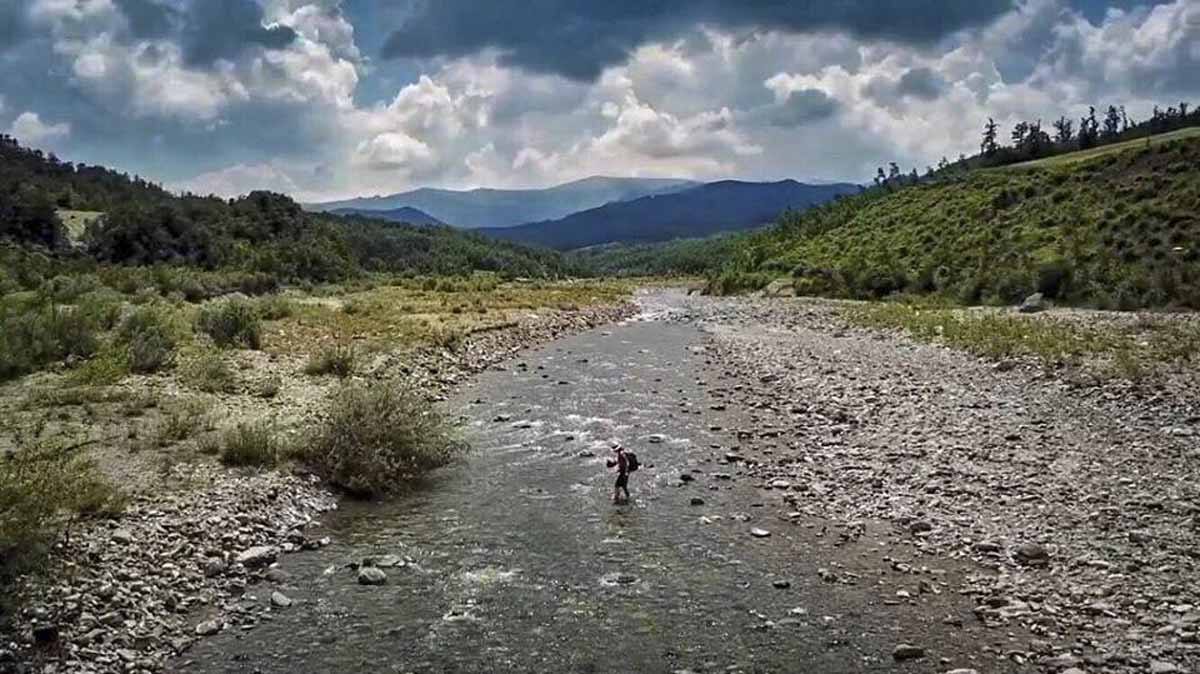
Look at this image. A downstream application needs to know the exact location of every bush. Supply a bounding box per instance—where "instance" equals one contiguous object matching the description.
[0,300,99,381]
[256,294,295,320]
[182,352,237,393]
[1,435,125,583]
[300,383,459,497]
[117,305,177,373]
[197,298,262,349]
[303,344,356,377]
[219,421,280,467]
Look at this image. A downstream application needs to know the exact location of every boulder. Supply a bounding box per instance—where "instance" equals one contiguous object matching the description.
[1018,292,1046,313]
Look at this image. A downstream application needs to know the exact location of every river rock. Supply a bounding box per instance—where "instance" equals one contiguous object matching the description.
[892,644,925,660]
[235,546,277,569]
[194,620,221,636]
[750,528,771,538]
[1013,543,1050,566]
[358,567,387,586]
[1018,292,1046,313]
[271,591,293,608]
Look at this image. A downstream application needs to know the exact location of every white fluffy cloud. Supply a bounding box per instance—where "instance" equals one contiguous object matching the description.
[8,111,71,146]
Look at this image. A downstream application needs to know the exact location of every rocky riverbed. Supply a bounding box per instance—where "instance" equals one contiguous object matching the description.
[1,301,636,674]
[673,294,1200,673]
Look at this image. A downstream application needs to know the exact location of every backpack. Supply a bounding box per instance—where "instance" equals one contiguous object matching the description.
[625,452,640,472]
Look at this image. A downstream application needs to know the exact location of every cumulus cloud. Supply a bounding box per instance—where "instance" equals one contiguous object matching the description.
[8,111,71,146]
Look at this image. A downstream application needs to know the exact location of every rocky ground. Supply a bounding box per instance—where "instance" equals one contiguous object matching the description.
[674,295,1200,673]
[0,301,636,674]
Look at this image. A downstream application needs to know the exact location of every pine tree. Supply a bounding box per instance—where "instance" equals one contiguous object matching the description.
[981,118,999,157]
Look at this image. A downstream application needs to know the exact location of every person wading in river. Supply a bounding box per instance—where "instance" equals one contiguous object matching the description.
[607,444,639,504]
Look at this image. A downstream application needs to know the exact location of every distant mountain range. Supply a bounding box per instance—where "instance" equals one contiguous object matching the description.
[477,180,861,250]
[330,205,445,227]
[308,176,699,229]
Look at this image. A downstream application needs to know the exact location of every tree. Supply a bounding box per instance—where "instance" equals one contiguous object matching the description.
[1011,121,1030,147]
[1120,105,1130,132]
[1102,105,1121,139]
[888,162,901,181]
[981,117,1000,157]
[1052,116,1074,145]
[1078,107,1099,149]
[874,167,886,187]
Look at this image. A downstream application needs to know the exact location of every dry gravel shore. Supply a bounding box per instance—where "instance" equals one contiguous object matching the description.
[674,295,1200,673]
[1,301,636,674]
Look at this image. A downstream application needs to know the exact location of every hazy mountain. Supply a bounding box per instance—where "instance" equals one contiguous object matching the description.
[330,206,445,227]
[477,180,861,250]
[307,176,699,228]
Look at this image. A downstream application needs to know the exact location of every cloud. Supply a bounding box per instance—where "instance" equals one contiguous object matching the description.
[8,111,71,146]
[1,3,29,50]
[171,161,302,196]
[758,88,839,126]
[381,0,1015,81]
[180,0,297,66]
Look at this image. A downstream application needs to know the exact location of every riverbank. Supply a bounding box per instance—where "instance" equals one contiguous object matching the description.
[679,295,1200,671]
[1,285,636,673]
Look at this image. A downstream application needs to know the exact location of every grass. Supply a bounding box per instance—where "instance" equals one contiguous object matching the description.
[269,279,631,355]
[154,399,211,447]
[55,210,104,243]
[197,298,262,349]
[844,301,1200,378]
[718,132,1200,309]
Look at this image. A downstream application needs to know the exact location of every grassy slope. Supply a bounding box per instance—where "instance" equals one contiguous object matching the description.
[1002,127,1200,170]
[721,132,1200,308]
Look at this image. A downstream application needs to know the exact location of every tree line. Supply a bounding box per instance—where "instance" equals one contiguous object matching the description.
[870,100,1200,190]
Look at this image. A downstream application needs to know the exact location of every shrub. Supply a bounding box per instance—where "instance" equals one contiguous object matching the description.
[256,294,295,320]
[303,344,356,377]
[0,300,99,381]
[300,383,459,497]
[219,421,279,467]
[196,298,262,349]
[117,305,177,373]
[1,434,125,582]
[182,351,237,393]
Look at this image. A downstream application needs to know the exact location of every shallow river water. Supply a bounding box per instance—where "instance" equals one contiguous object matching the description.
[176,299,1026,673]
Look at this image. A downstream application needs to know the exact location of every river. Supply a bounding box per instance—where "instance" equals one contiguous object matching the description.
[176,292,1026,673]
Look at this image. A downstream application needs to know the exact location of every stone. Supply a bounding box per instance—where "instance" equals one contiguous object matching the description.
[690,497,705,506]
[944,670,980,674]
[909,520,933,534]
[1013,543,1050,566]
[768,479,791,489]
[270,592,293,608]
[357,567,387,586]
[773,580,791,589]
[892,644,925,661]
[1149,662,1180,674]
[110,529,134,545]
[235,546,277,569]
[1018,292,1046,313]
[194,620,221,636]
[202,558,227,578]
[750,528,771,538]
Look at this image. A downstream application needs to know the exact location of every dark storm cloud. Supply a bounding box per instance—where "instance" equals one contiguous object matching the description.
[381,0,1016,80]
[0,3,28,52]
[113,0,179,40]
[765,89,839,127]
[180,0,297,65]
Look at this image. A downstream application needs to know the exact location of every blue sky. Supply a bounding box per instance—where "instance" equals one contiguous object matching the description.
[1,0,1197,200]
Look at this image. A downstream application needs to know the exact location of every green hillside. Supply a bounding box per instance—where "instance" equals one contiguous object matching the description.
[713,132,1200,309]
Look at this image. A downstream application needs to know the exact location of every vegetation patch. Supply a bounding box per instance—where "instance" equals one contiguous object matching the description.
[181,351,237,393]
[720,134,1200,309]
[197,298,262,349]
[0,431,125,592]
[218,421,280,468]
[299,382,459,497]
[844,302,1200,379]
[0,298,99,381]
[303,343,356,377]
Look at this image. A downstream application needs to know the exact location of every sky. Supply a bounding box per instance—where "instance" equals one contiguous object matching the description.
[1,0,1197,201]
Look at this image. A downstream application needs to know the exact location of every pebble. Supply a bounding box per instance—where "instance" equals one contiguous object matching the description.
[357,567,388,586]
[892,644,925,660]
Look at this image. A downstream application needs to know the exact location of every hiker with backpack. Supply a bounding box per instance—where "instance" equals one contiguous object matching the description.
[607,444,639,504]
